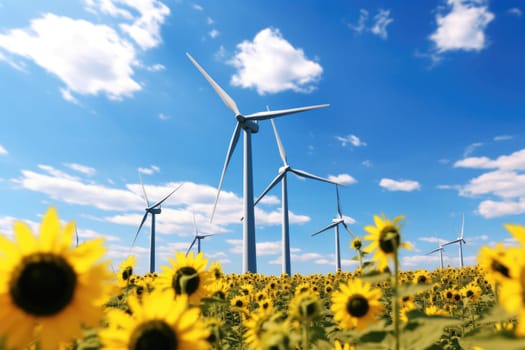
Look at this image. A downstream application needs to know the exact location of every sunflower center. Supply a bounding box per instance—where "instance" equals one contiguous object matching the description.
[129,320,177,350]
[9,253,77,316]
[466,290,474,298]
[172,266,199,295]
[300,299,319,319]
[379,225,400,254]
[346,294,369,318]
[417,275,427,284]
[122,266,133,281]
[491,259,510,278]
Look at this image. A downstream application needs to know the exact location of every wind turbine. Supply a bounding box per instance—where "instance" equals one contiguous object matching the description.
[186,52,329,273]
[254,118,340,275]
[426,244,445,269]
[312,185,354,272]
[186,213,216,256]
[441,214,466,268]
[131,174,184,273]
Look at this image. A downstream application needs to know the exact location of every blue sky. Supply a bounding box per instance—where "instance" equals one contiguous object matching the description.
[0,0,524,275]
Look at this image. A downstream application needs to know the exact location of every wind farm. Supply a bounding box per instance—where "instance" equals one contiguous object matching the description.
[254,118,340,275]
[130,174,184,273]
[186,52,330,273]
[1,0,522,277]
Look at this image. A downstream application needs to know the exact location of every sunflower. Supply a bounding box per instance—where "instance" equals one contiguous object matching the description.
[209,261,224,280]
[477,243,514,284]
[413,269,432,284]
[158,252,213,305]
[333,340,355,350]
[118,255,136,287]
[243,310,283,350]
[100,289,210,350]
[0,207,111,350]
[364,214,411,271]
[230,294,250,314]
[288,290,321,323]
[330,278,384,331]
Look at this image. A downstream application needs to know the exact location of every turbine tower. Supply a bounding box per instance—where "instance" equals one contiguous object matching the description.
[312,185,354,272]
[426,244,445,269]
[131,174,184,273]
[254,118,340,275]
[442,214,466,268]
[187,52,329,273]
[186,213,216,256]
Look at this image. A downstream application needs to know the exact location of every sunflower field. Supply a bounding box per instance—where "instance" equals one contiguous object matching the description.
[1,207,525,350]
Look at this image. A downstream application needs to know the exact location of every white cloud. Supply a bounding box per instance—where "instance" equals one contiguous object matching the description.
[138,165,160,175]
[454,149,525,218]
[419,236,447,244]
[229,27,323,95]
[494,135,512,142]
[430,0,494,53]
[463,142,483,157]
[327,174,357,186]
[192,3,203,11]
[379,178,421,192]
[348,9,368,33]
[85,0,170,50]
[0,144,7,155]
[371,9,394,40]
[63,163,96,176]
[12,167,310,232]
[0,14,140,100]
[146,63,165,72]
[60,88,81,105]
[454,148,525,170]
[348,8,393,40]
[459,170,525,199]
[508,8,522,17]
[209,29,219,39]
[207,17,214,25]
[159,113,170,120]
[402,254,476,268]
[362,160,372,167]
[335,134,367,147]
[119,1,170,50]
[226,239,282,256]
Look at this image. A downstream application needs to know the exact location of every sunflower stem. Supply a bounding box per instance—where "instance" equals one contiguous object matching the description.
[393,245,400,350]
[302,321,310,350]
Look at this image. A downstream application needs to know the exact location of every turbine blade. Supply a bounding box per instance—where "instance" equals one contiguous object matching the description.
[138,172,150,207]
[186,52,240,116]
[341,221,354,237]
[211,123,242,222]
[245,104,330,121]
[460,213,465,239]
[336,185,342,218]
[150,183,184,209]
[192,211,198,236]
[270,119,287,165]
[426,247,442,255]
[254,172,285,206]
[442,239,461,247]
[186,237,197,256]
[289,168,338,185]
[75,227,79,247]
[200,233,216,238]
[312,222,338,236]
[131,212,149,247]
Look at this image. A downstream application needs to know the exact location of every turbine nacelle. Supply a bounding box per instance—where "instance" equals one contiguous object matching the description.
[147,207,162,214]
[239,118,259,133]
[279,165,290,173]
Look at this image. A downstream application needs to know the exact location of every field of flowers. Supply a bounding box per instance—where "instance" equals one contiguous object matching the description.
[1,207,525,350]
